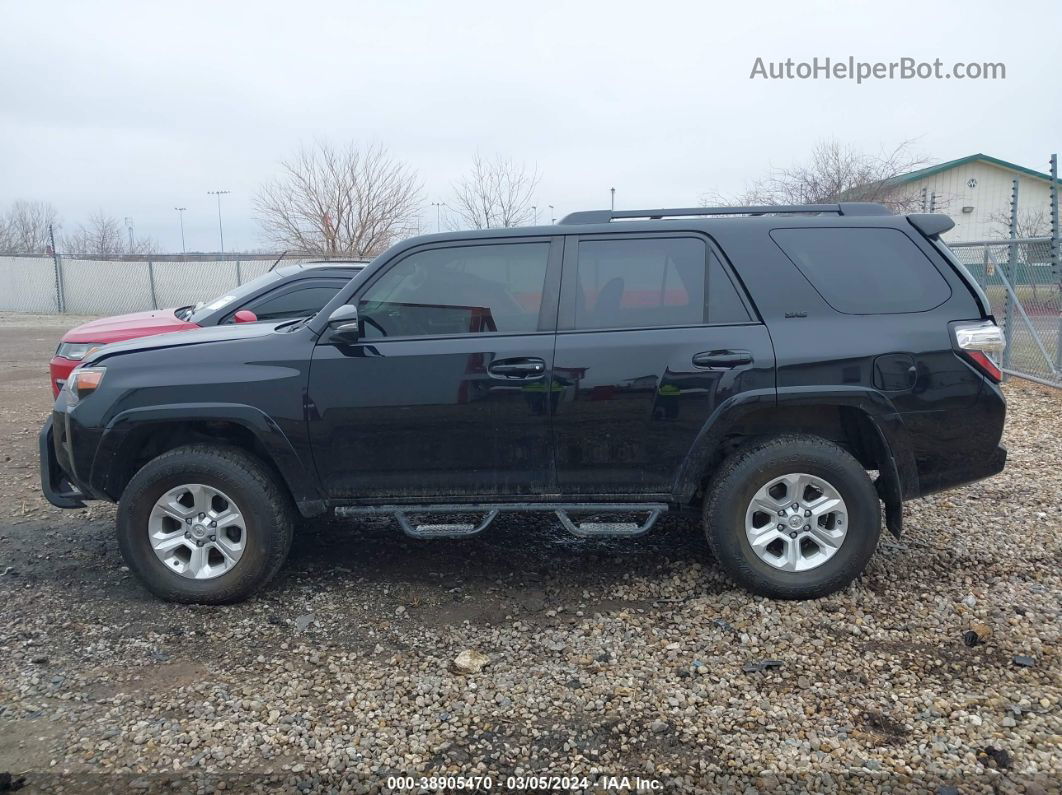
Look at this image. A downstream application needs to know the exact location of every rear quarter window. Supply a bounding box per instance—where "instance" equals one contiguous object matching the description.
[770,227,951,314]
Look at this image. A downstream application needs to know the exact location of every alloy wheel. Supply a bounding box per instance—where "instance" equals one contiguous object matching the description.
[147,483,246,579]
[744,472,848,572]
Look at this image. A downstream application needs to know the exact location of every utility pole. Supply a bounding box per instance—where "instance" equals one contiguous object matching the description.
[207,190,230,254]
[174,207,187,254]
[610,187,615,210]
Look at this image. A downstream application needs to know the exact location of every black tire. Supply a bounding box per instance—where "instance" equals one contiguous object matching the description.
[117,445,295,604]
[703,434,881,599]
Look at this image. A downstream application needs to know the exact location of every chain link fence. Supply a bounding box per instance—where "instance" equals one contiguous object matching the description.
[2,239,1059,387]
[950,238,1061,386]
[0,254,329,315]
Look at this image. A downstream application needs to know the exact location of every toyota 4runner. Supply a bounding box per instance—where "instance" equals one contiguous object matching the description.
[40,203,1007,603]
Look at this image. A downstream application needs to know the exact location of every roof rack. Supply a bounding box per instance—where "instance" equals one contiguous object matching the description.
[558,202,892,225]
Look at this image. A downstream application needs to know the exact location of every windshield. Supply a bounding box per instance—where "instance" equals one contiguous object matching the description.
[185,270,285,323]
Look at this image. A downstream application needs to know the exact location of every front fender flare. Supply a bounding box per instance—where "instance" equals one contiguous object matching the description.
[91,402,326,517]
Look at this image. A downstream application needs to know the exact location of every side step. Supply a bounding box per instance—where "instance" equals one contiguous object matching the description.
[395,508,498,539]
[334,503,668,540]
[555,504,665,537]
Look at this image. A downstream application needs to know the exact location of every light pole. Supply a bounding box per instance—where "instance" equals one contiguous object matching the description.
[610,187,615,210]
[548,204,555,224]
[207,190,230,254]
[174,207,187,254]
[532,205,538,225]
[430,202,444,232]
[123,217,134,251]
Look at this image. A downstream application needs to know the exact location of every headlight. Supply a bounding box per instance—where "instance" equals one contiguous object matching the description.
[56,342,103,361]
[65,367,106,403]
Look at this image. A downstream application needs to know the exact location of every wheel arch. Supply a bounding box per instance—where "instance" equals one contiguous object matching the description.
[674,387,918,537]
[91,403,327,518]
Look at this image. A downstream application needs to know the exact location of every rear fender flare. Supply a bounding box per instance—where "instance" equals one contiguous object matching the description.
[674,386,918,536]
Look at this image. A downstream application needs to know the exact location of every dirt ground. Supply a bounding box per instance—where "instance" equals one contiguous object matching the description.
[0,313,1058,794]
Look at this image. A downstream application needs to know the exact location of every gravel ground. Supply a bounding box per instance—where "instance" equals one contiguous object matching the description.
[0,313,1058,794]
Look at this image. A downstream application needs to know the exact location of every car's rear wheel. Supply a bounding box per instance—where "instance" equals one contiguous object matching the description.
[703,434,881,599]
[117,445,294,604]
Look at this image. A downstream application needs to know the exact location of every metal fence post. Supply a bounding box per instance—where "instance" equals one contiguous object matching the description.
[147,259,159,310]
[1002,179,1020,378]
[235,259,243,286]
[1050,154,1061,372]
[49,224,65,313]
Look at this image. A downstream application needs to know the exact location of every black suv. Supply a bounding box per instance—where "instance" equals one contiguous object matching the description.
[40,203,1007,604]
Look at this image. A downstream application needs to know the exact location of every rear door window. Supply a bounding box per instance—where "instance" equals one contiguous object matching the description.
[571,236,750,330]
[770,227,951,314]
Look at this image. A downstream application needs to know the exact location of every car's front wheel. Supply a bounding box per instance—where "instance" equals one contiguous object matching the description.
[117,445,294,604]
[703,434,881,599]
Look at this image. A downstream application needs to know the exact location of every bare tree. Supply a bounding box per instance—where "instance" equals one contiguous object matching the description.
[707,139,928,212]
[63,212,157,257]
[254,141,422,258]
[988,208,1050,239]
[448,154,540,229]
[0,200,60,254]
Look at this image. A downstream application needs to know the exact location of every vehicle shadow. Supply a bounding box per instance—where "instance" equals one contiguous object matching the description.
[275,510,719,637]
[286,510,709,587]
[0,511,718,631]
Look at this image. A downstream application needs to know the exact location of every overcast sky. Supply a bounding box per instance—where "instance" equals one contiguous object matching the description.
[2,0,1059,252]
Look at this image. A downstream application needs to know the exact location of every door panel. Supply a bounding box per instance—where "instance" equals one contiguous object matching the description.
[551,325,774,495]
[307,237,561,501]
[308,334,556,499]
[551,231,774,496]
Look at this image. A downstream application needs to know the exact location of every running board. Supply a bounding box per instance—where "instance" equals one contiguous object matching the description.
[334,503,668,540]
[555,504,665,538]
[394,508,498,539]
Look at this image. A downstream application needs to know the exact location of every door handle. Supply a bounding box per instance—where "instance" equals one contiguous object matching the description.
[488,357,546,379]
[692,350,753,369]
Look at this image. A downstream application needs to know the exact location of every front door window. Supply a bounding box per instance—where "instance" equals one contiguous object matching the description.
[359,242,550,338]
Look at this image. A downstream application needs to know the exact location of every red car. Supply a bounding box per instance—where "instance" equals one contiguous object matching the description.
[50,261,364,396]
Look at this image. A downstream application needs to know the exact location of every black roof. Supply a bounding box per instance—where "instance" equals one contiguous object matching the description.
[362,203,958,265]
[559,202,894,224]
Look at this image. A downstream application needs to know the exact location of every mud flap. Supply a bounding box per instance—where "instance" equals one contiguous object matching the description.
[875,466,904,538]
[883,491,903,537]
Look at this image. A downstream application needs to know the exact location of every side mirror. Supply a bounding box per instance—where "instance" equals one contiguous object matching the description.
[233,309,258,324]
[326,304,360,341]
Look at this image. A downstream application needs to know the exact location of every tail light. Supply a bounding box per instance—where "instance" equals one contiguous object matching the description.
[953,320,1005,382]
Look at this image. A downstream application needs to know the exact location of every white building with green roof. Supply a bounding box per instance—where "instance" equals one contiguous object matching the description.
[886,154,1059,242]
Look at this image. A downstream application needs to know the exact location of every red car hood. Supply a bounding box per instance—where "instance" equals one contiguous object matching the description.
[61,309,199,344]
